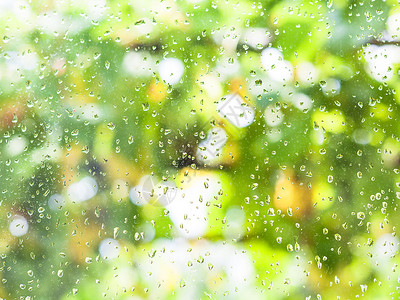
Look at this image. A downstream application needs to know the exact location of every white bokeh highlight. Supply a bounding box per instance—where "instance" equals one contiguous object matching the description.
[48,194,66,211]
[290,93,312,111]
[129,175,177,206]
[9,216,29,237]
[321,78,341,96]
[123,51,154,77]
[6,136,27,157]
[159,58,184,85]
[296,61,320,85]
[99,238,120,260]
[67,176,98,203]
[264,104,284,127]
[363,45,400,82]
[196,127,228,165]
[166,173,221,239]
[387,13,400,41]
[261,47,293,82]
[216,94,255,128]
[241,27,271,49]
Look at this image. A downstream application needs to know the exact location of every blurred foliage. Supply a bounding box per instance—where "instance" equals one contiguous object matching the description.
[0,0,400,299]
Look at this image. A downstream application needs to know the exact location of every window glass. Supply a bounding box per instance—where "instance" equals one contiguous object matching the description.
[0,0,399,299]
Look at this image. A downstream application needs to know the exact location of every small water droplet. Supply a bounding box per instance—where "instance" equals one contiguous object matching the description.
[357,212,365,220]
[107,122,115,130]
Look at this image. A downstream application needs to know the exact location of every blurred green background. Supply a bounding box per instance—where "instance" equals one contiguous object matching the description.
[0,0,400,299]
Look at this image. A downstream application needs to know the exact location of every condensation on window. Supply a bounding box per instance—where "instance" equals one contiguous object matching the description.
[0,0,399,299]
